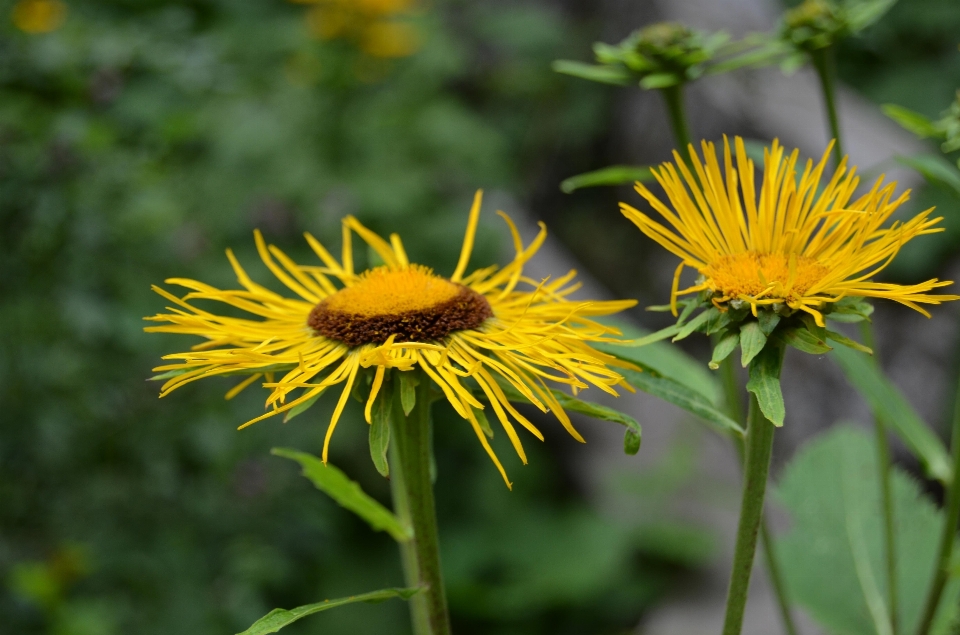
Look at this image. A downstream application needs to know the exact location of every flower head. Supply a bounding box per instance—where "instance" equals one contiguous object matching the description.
[620,136,958,327]
[146,192,636,487]
[296,0,421,59]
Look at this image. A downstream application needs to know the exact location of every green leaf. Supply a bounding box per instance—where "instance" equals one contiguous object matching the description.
[236,587,422,635]
[283,391,324,423]
[895,154,960,199]
[776,425,960,635]
[674,308,718,343]
[639,73,682,89]
[369,381,392,478]
[779,326,832,355]
[559,165,654,193]
[882,104,942,139]
[473,406,494,439]
[739,321,767,368]
[757,311,781,336]
[399,371,418,416]
[494,380,642,455]
[551,60,631,85]
[746,340,785,426]
[825,329,872,355]
[619,368,743,438]
[709,332,739,370]
[846,0,898,32]
[271,448,412,542]
[830,346,952,483]
[827,297,874,323]
[594,318,722,407]
[622,323,682,347]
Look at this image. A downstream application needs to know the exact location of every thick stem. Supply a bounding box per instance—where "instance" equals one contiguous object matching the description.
[660,84,694,161]
[720,351,797,635]
[722,392,777,635]
[860,321,899,635]
[914,370,960,635]
[390,372,451,635]
[810,46,844,167]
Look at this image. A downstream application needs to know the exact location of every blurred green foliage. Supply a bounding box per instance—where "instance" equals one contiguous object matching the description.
[0,0,714,633]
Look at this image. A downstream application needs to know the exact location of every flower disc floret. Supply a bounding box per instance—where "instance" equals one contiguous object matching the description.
[308,265,493,346]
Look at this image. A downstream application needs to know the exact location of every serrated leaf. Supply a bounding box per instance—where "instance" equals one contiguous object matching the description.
[739,321,767,367]
[826,330,872,355]
[709,332,739,370]
[745,340,784,426]
[236,587,421,635]
[369,382,392,478]
[271,448,411,542]
[830,346,951,484]
[895,154,960,199]
[776,426,960,635]
[559,165,654,193]
[399,371,418,416]
[284,391,324,423]
[674,308,718,342]
[619,368,743,437]
[882,104,942,139]
[780,326,832,354]
[551,60,631,85]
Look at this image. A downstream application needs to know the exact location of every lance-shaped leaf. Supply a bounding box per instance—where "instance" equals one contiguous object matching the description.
[830,346,951,484]
[739,321,767,367]
[369,381,392,478]
[619,368,743,438]
[551,60,631,85]
[236,587,422,635]
[779,326,832,355]
[883,104,942,139]
[846,0,898,32]
[746,340,785,426]
[895,154,960,199]
[559,165,654,193]
[271,448,412,542]
[709,331,739,370]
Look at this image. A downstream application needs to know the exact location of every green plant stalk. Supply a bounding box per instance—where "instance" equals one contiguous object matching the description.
[723,357,798,635]
[810,46,844,167]
[389,372,451,635]
[660,83,694,162]
[913,370,960,635]
[860,321,899,635]
[722,390,778,635]
[389,435,430,634]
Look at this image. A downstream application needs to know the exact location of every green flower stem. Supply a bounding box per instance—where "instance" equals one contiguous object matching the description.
[660,84,694,161]
[860,321,899,635]
[722,390,778,635]
[810,46,844,167]
[913,370,960,635]
[719,352,798,635]
[389,372,451,635]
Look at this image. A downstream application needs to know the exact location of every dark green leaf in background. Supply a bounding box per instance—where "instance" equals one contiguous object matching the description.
[559,165,654,193]
[551,60,631,86]
[776,425,960,635]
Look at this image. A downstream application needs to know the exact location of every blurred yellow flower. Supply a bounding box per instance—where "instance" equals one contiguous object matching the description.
[621,136,958,324]
[11,0,66,34]
[297,0,421,58]
[146,192,636,487]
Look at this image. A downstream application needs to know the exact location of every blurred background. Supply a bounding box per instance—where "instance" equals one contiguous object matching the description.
[2,0,959,634]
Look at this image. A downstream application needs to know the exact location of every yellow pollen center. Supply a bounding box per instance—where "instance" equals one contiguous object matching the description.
[323,265,461,316]
[701,252,830,300]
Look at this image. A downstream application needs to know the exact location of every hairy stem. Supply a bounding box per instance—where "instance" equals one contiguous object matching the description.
[390,372,451,635]
[722,391,778,635]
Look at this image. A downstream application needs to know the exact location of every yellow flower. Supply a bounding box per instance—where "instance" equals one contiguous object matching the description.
[11,0,66,34]
[299,0,421,59]
[146,192,636,487]
[620,136,958,324]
